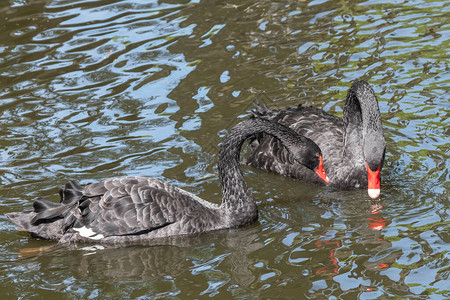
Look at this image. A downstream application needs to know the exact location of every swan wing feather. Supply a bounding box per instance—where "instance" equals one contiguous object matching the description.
[249,104,344,182]
[69,177,181,237]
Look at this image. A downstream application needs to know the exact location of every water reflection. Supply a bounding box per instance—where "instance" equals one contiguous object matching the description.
[0,0,448,298]
[367,203,387,231]
[10,226,264,296]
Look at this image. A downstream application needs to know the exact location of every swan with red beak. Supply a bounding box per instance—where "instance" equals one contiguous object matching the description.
[247,80,386,198]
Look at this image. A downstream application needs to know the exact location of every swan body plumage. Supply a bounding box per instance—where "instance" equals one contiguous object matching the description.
[7,118,328,244]
[247,81,386,199]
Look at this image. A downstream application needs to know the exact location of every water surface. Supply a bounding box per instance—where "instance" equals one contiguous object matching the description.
[0,0,448,298]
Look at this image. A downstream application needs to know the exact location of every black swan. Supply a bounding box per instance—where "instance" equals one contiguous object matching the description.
[247,81,386,199]
[6,118,329,244]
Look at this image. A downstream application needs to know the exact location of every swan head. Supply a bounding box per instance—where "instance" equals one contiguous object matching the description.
[364,134,386,199]
[288,139,329,184]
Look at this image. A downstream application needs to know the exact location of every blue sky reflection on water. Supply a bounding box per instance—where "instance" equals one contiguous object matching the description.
[0,0,448,298]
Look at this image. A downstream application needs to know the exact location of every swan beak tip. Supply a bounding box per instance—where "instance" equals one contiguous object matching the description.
[314,168,329,184]
[315,155,330,184]
[366,162,382,199]
[368,189,380,199]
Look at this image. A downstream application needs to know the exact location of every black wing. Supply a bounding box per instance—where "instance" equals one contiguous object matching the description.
[248,103,344,182]
[28,177,185,238]
[69,177,182,237]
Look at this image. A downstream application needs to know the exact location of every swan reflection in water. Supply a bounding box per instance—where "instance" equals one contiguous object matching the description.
[16,226,265,285]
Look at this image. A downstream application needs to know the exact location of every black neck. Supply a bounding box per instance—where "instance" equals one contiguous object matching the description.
[217,119,313,218]
[342,81,383,159]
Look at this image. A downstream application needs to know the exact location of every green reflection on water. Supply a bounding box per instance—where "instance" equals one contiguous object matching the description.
[0,0,448,298]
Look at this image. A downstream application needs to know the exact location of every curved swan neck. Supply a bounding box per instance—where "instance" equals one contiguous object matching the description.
[342,81,383,153]
[217,119,313,217]
[217,127,253,216]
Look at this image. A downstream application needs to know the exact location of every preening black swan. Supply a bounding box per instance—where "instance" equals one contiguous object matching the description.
[247,81,386,199]
[6,118,328,244]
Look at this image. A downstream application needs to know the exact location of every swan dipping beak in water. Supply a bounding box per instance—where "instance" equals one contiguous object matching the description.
[6,118,328,245]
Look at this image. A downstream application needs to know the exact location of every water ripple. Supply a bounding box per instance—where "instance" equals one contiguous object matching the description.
[0,0,448,298]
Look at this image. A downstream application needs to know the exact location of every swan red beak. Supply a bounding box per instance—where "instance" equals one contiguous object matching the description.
[367,162,381,199]
[315,155,330,184]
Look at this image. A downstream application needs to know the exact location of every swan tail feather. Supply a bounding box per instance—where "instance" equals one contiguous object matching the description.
[30,199,74,226]
[59,180,84,204]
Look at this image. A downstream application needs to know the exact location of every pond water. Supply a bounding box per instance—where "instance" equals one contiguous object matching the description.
[0,0,448,298]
